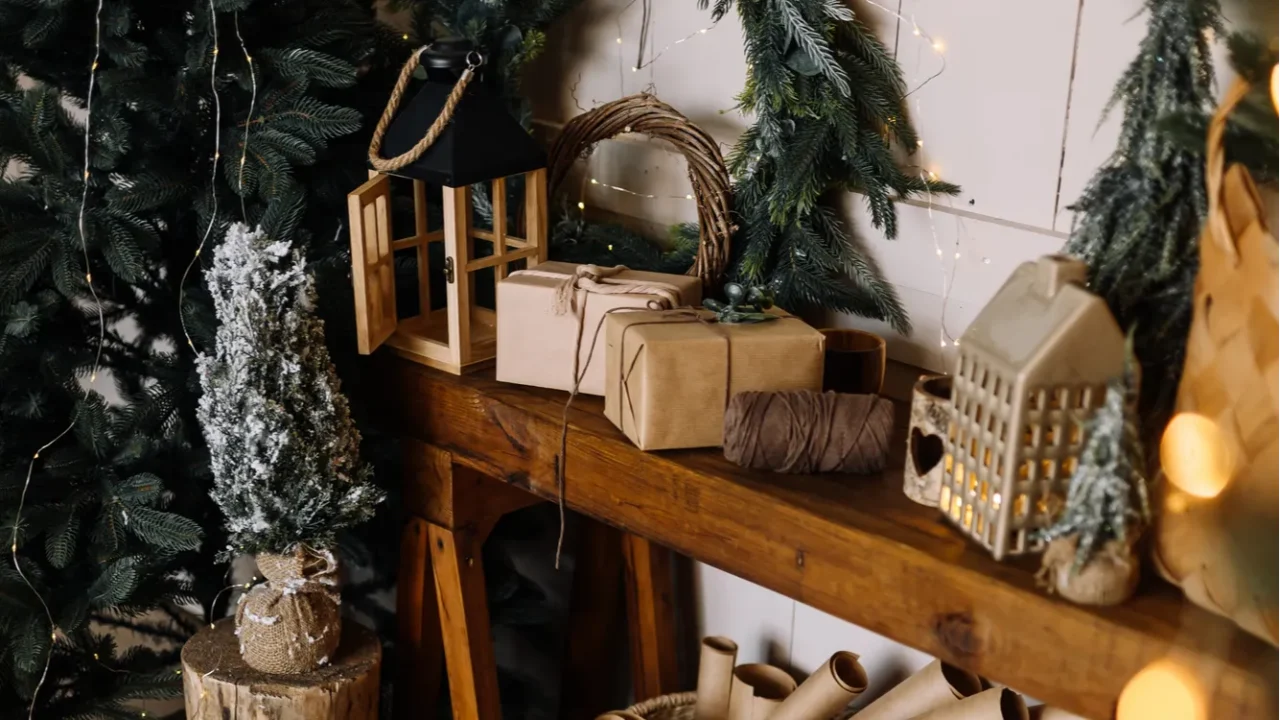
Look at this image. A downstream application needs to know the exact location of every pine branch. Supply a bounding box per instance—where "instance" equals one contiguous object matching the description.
[1064,0,1223,428]
[719,0,957,327]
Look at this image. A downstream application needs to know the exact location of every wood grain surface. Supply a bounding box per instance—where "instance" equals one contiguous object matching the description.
[182,619,380,720]
[370,355,1278,720]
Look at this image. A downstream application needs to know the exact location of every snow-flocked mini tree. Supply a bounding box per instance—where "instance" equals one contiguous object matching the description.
[1037,338,1151,571]
[198,224,383,558]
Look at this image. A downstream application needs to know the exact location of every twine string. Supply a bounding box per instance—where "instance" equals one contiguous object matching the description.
[545,267,683,568]
[367,47,475,173]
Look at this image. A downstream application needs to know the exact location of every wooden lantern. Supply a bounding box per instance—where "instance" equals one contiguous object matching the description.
[348,40,548,375]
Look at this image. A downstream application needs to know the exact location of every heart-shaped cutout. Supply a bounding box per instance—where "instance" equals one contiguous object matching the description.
[910,428,944,476]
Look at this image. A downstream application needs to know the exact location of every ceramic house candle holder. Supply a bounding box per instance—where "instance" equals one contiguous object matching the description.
[941,255,1125,560]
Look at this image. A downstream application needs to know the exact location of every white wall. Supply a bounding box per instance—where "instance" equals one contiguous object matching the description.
[525,0,1275,700]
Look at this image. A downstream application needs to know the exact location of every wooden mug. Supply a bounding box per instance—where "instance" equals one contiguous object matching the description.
[819,329,887,395]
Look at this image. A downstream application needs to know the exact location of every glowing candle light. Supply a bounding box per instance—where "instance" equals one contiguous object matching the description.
[1271,64,1278,112]
[1160,413,1236,499]
[1117,659,1205,720]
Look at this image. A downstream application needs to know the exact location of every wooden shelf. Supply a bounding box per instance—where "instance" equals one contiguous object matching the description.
[369,355,1277,720]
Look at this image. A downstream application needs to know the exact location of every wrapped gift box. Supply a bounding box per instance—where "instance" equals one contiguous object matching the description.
[496,262,702,396]
[603,309,825,450]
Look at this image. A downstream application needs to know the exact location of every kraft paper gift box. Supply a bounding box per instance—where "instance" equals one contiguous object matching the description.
[496,262,702,396]
[603,309,825,450]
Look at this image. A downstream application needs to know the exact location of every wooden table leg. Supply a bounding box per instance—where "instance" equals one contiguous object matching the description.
[622,533,680,702]
[560,519,627,719]
[430,523,501,720]
[397,518,444,720]
[399,440,543,720]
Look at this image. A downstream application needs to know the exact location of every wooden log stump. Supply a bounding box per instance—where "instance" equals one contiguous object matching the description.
[182,618,381,720]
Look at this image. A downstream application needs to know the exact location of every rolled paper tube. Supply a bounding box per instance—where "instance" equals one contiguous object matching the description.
[770,651,868,720]
[728,664,797,720]
[856,660,982,720]
[907,688,1029,720]
[1028,707,1087,720]
[695,636,740,720]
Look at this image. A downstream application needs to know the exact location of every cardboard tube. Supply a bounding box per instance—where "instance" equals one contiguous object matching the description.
[770,651,867,720]
[1028,707,1086,720]
[695,637,739,720]
[856,660,982,720]
[728,664,797,720]
[908,688,1029,720]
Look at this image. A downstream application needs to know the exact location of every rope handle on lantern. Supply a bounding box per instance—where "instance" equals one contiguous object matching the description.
[367,46,482,173]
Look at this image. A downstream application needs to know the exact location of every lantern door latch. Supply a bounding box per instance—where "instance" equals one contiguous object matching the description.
[443,256,455,284]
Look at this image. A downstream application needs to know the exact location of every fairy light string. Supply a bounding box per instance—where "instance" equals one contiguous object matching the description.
[855,0,968,358]
[633,19,718,71]
[10,2,108,718]
[233,11,257,222]
[178,0,224,353]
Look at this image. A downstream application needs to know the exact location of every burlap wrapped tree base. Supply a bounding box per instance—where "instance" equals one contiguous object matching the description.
[182,619,380,720]
[237,549,343,673]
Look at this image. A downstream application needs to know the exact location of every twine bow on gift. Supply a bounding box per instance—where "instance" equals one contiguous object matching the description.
[530,266,686,568]
[512,264,684,318]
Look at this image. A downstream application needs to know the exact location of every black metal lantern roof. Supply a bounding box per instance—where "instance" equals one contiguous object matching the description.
[376,42,547,188]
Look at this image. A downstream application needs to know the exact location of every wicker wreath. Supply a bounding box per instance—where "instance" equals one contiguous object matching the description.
[547,94,734,290]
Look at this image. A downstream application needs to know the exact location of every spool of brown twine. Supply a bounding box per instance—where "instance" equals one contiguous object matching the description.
[724,390,896,474]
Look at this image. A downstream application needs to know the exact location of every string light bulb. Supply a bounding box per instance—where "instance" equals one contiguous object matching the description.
[1160,413,1236,499]
[1117,659,1205,720]
[1271,63,1278,112]
[577,201,585,210]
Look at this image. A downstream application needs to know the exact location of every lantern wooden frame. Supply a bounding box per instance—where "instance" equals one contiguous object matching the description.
[348,168,547,375]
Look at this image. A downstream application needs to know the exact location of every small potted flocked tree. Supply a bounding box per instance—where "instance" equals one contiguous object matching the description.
[197,223,384,674]
[1036,337,1150,606]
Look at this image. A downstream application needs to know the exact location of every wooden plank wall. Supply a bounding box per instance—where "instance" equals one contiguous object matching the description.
[523,0,1276,709]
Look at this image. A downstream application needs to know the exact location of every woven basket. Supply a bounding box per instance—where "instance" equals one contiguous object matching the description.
[597,692,696,720]
[596,692,857,720]
[1152,79,1279,645]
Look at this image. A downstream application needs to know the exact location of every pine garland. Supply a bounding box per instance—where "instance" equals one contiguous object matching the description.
[197,224,384,558]
[713,0,958,332]
[550,2,957,329]
[1062,0,1223,428]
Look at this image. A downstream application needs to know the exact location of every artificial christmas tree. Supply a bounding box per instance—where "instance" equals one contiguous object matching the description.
[1062,0,1224,428]
[198,223,383,559]
[0,0,383,713]
[1036,339,1150,606]
[197,225,383,675]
